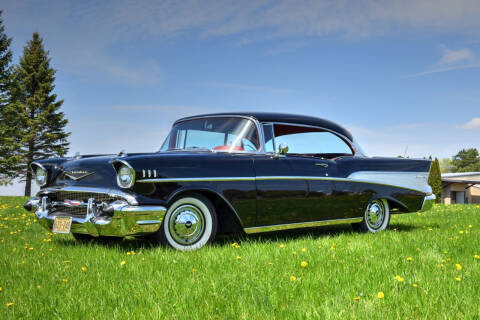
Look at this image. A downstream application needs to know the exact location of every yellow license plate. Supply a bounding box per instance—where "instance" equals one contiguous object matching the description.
[52,216,73,234]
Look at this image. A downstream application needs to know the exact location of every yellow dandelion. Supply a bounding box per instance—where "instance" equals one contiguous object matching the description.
[412,283,418,288]
[141,257,145,261]
[456,277,462,282]
[36,285,40,289]
[456,264,462,270]
[406,257,413,262]
[120,260,126,266]
[301,248,306,252]
[289,276,297,282]
[81,266,87,272]
[459,230,464,234]
[192,268,197,273]
[231,242,240,248]
[474,254,480,260]
[62,279,68,283]
[394,275,404,283]
[279,244,285,248]
[468,225,472,228]
[300,261,308,268]
[236,256,242,260]
[292,251,297,255]
[428,228,433,231]
[377,291,384,299]
[353,296,360,301]
[6,302,14,307]
[268,262,273,265]
[0,287,2,292]
[126,252,131,256]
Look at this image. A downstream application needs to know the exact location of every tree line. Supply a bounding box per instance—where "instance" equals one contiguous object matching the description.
[0,11,69,196]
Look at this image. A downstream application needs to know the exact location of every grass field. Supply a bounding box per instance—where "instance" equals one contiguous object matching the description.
[1,196,480,319]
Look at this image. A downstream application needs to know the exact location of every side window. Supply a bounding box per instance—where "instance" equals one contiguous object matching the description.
[273,124,352,156]
[262,124,276,153]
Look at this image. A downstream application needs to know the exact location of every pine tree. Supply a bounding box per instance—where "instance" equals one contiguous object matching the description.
[8,32,70,196]
[428,158,442,204]
[451,148,480,172]
[0,10,17,185]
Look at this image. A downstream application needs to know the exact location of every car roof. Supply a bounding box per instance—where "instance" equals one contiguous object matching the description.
[175,112,353,141]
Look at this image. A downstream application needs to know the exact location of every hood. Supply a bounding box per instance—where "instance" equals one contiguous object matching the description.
[34,155,122,188]
[33,151,207,189]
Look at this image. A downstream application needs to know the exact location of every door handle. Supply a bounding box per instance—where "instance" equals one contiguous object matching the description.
[315,163,328,168]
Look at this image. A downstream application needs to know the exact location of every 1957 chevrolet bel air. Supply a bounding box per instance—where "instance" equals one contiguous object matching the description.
[24,112,435,250]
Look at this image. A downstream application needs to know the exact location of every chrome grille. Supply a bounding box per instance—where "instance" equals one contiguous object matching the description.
[48,192,120,218]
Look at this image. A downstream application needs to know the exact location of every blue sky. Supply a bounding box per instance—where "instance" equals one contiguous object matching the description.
[1,0,480,195]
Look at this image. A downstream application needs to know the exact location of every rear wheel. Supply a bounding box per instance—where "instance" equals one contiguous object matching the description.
[352,199,390,233]
[150,194,218,251]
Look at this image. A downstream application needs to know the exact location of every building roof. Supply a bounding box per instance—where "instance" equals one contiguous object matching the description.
[441,172,480,186]
[442,172,480,178]
[175,112,354,141]
[442,178,480,184]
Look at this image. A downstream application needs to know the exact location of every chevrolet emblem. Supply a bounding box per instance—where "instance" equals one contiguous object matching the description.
[64,170,94,181]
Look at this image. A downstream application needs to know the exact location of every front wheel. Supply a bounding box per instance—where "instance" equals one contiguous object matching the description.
[352,199,390,233]
[151,194,218,251]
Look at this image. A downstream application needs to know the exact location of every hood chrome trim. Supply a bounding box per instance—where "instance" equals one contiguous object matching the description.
[37,186,138,205]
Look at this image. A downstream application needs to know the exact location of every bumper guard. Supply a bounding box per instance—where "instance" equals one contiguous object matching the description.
[24,196,166,237]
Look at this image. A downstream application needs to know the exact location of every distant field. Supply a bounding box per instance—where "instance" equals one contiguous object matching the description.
[0,196,479,319]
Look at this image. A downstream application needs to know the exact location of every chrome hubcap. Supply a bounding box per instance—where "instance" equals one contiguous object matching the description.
[169,205,205,245]
[366,200,385,229]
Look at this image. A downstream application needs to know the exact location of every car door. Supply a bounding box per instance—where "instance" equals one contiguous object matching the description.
[252,123,338,226]
[254,155,336,226]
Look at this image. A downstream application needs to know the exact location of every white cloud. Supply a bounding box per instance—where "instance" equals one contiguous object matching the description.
[439,46,476,65]
[5,0,480,80]
[461,117,480,129]
[84,0,480,41]
[407,45,479,77]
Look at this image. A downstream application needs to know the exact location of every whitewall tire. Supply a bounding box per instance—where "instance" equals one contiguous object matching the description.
[353,199,390,233]
[158,194,217,251]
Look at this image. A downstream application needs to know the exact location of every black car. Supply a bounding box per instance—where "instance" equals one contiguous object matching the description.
[24,112,435,250]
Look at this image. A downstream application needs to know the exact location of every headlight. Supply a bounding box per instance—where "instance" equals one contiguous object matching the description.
[35,167,48,186]
[117,165,135,188]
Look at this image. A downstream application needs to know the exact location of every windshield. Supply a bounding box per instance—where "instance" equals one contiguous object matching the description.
[160,117,260,152]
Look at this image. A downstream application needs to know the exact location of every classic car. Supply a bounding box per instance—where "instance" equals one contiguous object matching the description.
[24,112,435,250]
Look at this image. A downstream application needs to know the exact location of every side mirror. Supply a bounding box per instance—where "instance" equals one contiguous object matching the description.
[275,143,289,158]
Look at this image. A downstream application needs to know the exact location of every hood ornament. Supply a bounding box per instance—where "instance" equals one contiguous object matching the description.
[64,169,94,181]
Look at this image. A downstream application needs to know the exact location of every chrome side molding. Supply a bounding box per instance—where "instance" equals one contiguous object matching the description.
[244,217,363,234]
[137,173,430,194]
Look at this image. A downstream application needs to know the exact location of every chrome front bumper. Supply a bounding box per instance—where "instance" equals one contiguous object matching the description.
[24,194,166,237]
[420,194,436,212]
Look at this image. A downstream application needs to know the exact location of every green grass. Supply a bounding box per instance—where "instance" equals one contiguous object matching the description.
[1,196,480,319]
